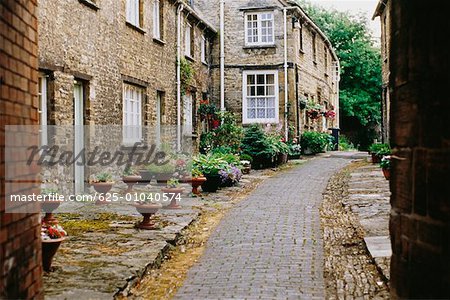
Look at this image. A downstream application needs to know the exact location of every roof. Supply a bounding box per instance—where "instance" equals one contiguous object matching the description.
[178,0,217,34]
[372,0,388,20]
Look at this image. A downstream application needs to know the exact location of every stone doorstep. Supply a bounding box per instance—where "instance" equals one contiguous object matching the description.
[363,236,392,283]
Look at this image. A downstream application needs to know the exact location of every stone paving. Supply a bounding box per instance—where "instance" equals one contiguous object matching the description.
[175,155,351,299]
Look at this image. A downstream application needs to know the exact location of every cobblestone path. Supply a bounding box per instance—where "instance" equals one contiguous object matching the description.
[175,156,351,299]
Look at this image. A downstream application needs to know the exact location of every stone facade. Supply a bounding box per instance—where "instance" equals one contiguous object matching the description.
[388,1,450,298]
[373,0,390,143]
[196,0,339,136]
[0,0,43,298]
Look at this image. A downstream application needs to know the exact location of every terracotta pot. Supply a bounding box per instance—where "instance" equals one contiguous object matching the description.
[371,153,382,164]
[122,175,141,193]
[201,174,221,192]
[42,237,65,272]
[41,200,62,224]
[92,182,113,194]
[382,168,390,180]
[191,177,207,195]
[160,188,184,209]
[134,203,162,230]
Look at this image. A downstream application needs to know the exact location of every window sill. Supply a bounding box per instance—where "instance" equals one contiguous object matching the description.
[185,55,195,62]
[78,0,99,10]
[243,44,276,49]
[299,49,305,54]
[126,22,146,34]
[153,37,166,45]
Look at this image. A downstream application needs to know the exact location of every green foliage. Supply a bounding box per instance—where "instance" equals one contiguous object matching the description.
[180,58,193,95]
[266,134,290,155]
[369,143,391,156]
[166,178,180,188]
[193,154,230,176]
[94,172,113,183]
[146,162,176,173]
[239,153,253,163]
[240,125,273,160]
[300,1,382,139]
[300,131,332,154]
[338,135,355,151]
[380,156,391,170]
[191,167,204,178]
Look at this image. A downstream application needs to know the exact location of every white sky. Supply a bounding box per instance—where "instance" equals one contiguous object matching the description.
[306,0,381,39]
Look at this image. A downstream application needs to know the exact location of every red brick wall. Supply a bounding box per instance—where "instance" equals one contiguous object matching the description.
[389,1,450,298]
[1,0,43,298]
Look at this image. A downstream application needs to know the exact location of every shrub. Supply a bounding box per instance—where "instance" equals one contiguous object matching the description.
[338,135,355,151]
[240,125,273,168]
[369,143,391,156]
[300,131,330,154]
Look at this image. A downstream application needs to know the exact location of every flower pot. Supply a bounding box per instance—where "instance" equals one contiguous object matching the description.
[242,166,251,175]
[277,153,288,165]
[41,200,62,224]
[191,177,207,195]
[371,153,382,164]
[156,172,174,184]
[382,168,390,180]
[160,188,184,209]
[201,174,221,192]
[138,170,152,185]
[122,175,141,193]
[42,237,65,272]
[92,182,113,194]
[134,203,162,229]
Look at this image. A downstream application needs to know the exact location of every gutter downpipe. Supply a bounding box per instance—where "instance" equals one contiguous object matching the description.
[283,7,296,141]
[176,3,184,151]
[220,0,225,112]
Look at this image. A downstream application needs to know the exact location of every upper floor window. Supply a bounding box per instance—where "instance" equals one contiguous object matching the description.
[153,0,163,39]
[201,35,207,64]
[123,83,144,145]
[324,46,328,74]
[185,22,194,58]
[245,12,274,46]
[298,23,304,52]
[312,32,317,63]
[126,0,143,28]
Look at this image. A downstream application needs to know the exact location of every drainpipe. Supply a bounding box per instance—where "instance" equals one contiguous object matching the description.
[283,7,295,141]
[176,3,184,151]
[220,0,225,112]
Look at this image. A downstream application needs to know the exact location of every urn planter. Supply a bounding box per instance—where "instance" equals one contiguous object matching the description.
[134,203,162,229]
[42,237,65,272]
[191,177,207,195]
[138,170,153,185]
[92,182,113,194]
[160,188,184,209]
[156,172,174,184]
[41,200,62,224]
[122,175,141,193]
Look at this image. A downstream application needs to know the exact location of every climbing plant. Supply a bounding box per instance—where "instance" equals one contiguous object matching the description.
[180,57,194,95]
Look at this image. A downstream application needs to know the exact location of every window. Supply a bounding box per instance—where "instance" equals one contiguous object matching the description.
[312,33,317,63]
[123,83,144,144]
[156,91,165,145]
[153,0,163,39]
[38,74,48,146]
[201,35,207,63]
[243,70,278,123]
[245,12,274,46]
[126,0,142,28]
[324,46,328,73]
[185,22,194,57]
[298,23,303,52]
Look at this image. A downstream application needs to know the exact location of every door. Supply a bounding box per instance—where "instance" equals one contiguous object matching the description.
[183,93,193,135]
[156,91,162,146]
[74,81,85,194]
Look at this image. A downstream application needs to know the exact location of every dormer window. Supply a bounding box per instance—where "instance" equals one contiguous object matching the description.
[245,12,274,46]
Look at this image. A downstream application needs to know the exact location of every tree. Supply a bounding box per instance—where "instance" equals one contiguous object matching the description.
[299,1,382,148]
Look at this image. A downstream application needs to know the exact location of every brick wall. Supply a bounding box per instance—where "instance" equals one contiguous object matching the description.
[389,1,450,298]
[1,0,43,298]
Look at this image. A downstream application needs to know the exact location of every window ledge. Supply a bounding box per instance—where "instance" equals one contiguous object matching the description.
[299,49,305,54]
[126,22,146,34]
[153,37,166,45]
[185,55,195,62]
[78,0,99,10]
[243,44,276,49]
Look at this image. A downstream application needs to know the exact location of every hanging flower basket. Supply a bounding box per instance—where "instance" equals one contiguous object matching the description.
[306,109,321,120]
[324,110,336,119]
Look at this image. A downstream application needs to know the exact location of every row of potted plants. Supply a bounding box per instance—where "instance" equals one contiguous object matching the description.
[368,143,391,163]
[300,131,335,155]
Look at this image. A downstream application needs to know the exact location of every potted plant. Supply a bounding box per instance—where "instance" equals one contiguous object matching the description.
[380,155,391,180]
[41,188,62,224]
[122,166,141,193]
[191,168,207,195]
[137,165,153,185]
[193,154,229,192]
[369,143,391,163]
[41,221,67,272]
[288,138,302,159]
[219,165,242,187]
[90,172,114,193]
[133,193,162,230]
[160,178,184,209]
[300,131,329,155]
[147,161,176,183]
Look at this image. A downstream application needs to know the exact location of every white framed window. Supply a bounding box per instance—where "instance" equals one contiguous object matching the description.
[38,74,48,146]
[242,70,279,124]
[123,83,143,144]
[184,23,192,57]
[245,12,274,46]
[201,35,207,63]
[153,0,161,38]
[126,0,142,28]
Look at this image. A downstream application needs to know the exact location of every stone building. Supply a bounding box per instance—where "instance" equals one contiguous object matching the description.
[37,0,216,192]
[196,0,340,138]
[373,0,390,143]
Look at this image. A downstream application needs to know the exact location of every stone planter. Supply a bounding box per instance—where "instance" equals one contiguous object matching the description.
[155,172,174,184]
[160,188,184,209]
[191,177,207,195]
[41,200,62,224]
[138,170,152,185]
[122,175,141,193]
[92,182,113,194]
[382,168,390,180]
[201,174,221,192]
[42,237,65,272]
[134,203,162,229]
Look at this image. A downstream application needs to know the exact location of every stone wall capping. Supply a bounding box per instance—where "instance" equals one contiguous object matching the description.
[78,0,99,11]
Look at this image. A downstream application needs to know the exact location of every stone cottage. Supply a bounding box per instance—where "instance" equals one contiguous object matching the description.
[37,0,216,193]
[195,0,340,138]
[373,0,390,143]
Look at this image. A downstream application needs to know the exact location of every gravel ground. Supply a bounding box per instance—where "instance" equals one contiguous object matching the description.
[321,161,390,299]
